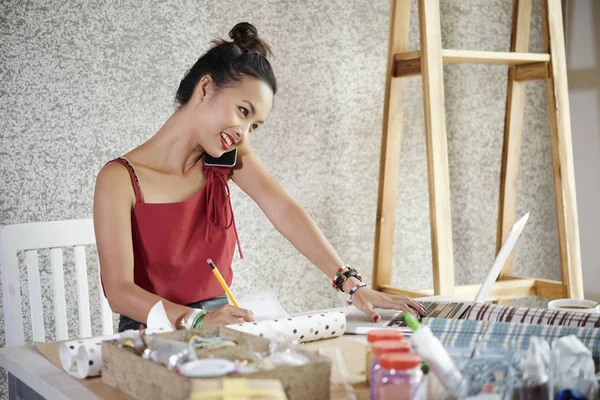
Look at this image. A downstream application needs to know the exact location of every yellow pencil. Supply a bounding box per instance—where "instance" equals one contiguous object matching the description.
[207,259,239,307]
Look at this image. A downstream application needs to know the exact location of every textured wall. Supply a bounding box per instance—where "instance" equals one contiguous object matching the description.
[1,0,561,396]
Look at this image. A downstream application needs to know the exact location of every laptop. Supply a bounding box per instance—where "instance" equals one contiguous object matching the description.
[346,213,530,334]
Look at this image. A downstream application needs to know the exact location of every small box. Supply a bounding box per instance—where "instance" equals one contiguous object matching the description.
[101,327,331,400]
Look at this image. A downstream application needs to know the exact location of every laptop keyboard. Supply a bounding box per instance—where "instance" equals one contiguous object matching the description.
[385,301,467,327]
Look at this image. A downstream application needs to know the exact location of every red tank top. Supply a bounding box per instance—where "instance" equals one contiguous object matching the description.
[106,156,242,305]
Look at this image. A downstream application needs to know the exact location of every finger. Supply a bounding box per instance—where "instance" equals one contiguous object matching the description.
[230,307,254,322]
[400,304,421,319]
[405,299,427,316]
[385,295,426,316]
[361,302,381,323]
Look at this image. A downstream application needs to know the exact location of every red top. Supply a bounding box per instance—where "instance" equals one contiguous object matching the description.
[104,156,242,305]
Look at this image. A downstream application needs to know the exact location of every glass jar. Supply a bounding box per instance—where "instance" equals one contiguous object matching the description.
[365,330,405,384]
[370,341,412,400]
[374,353,423,400]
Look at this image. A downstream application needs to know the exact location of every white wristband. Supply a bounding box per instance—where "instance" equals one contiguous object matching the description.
[183,309,202,330]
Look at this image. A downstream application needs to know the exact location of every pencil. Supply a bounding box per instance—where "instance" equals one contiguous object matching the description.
[206,259,239,307]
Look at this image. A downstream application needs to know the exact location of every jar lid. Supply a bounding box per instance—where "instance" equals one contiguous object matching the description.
[379,353,421,370]
[367,329,404,343]
[371,340,412,356]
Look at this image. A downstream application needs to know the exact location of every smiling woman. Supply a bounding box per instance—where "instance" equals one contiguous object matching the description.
[93,22,426,334]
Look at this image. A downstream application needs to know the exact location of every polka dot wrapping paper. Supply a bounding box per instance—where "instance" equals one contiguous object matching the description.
[227,311,347,343]
[59,337,111,379]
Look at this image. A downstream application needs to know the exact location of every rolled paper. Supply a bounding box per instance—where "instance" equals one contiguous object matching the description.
[75,340,103,378]
[59,337,110,379]
[57,300,175,379]
[227,311,347,343]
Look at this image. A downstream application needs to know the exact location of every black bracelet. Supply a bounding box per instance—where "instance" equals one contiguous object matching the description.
[335,268,363,292]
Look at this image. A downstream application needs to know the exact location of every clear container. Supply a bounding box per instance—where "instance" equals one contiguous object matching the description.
[373,353,423,400]
[369,341,412,400]
[365,330,405,384]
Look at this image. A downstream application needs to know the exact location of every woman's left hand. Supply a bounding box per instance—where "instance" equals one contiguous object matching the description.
[348,284,427,323]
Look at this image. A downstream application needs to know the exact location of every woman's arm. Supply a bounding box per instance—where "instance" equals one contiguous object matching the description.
[94,162,251,328]
[232,146,426,321]
[231,145,344,278]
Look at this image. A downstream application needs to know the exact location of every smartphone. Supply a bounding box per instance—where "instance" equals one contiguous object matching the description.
[204,148,238,168]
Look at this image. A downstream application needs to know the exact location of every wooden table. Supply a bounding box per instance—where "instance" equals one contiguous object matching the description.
[0,307,373,400]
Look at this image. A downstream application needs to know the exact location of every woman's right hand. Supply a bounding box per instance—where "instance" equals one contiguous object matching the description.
[202,304,254,327]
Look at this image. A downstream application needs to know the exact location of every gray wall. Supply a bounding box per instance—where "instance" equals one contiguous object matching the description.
[567,0,600,302]
[2,0,594,396]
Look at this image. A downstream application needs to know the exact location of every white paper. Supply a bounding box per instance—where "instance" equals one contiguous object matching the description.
[237,289,290,321]
[146,300,175,331]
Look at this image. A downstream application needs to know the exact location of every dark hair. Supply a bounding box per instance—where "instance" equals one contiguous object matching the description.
[175,22,277,107]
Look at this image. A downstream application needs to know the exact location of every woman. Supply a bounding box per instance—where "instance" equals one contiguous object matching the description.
[94,22,426,332]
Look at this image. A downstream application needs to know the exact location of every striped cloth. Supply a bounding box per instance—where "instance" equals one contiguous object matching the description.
[423,317,600,370]
[466,303,600,328]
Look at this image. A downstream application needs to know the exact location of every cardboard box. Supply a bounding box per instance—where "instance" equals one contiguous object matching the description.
[101,327,331,400]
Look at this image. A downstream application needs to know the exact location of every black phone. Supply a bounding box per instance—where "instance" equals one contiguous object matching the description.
[203,148,238,168]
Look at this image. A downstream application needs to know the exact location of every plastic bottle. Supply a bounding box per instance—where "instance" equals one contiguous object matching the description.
[374,353,423,400]
[365,330,405,384]
[369,341,412,400]
[404,314,466,395]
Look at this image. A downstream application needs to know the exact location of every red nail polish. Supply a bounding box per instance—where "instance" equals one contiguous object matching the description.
[374,315,380,322]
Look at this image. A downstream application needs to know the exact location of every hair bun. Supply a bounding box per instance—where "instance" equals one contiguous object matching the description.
[229,22,273,58]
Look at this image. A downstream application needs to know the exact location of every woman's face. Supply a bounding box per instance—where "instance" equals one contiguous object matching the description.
[192,75,273,157]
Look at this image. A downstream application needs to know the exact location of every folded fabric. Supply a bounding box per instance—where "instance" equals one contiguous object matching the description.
[227,311,347,343]
[466,303,600,328]
[423,317,600,371]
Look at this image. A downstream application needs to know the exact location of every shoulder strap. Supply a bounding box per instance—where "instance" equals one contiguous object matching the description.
[107,157,145,204]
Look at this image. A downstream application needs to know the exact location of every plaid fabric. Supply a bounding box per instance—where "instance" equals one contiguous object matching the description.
[423,317,600,370]
[466,303,600,328]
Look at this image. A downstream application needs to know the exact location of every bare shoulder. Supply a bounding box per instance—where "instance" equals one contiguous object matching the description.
[94,160,136,207]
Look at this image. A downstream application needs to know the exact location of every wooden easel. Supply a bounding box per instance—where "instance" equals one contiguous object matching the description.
[372,0,584,301]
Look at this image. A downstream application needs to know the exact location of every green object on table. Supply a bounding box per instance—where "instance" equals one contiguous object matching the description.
[404,313,420,332]
[421,360,429,374]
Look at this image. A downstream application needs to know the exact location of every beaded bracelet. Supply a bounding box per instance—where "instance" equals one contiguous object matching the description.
[331,264,351,290]
[346,282,368,305]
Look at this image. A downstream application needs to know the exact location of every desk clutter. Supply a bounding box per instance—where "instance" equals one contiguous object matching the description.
[40,298,600,399]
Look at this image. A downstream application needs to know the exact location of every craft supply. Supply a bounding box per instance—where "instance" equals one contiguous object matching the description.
[143,338,195,370]
[551,335,598,398]
[365,330,405,385]
[267,339,310,366]
[188,378,287,400]
[207,258,239,307]
[188,335,237,351]
[423,317,600,370]
[405,314,465,395]
[369,341,412,400]
[373,353,423,400]
[520,337,551,400]
[178,358,237,378]
[227,311,347,343]
[466,303,600,328]
[59,337,109,379]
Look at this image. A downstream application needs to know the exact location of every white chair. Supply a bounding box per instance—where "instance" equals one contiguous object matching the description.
[0,219,114,346]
